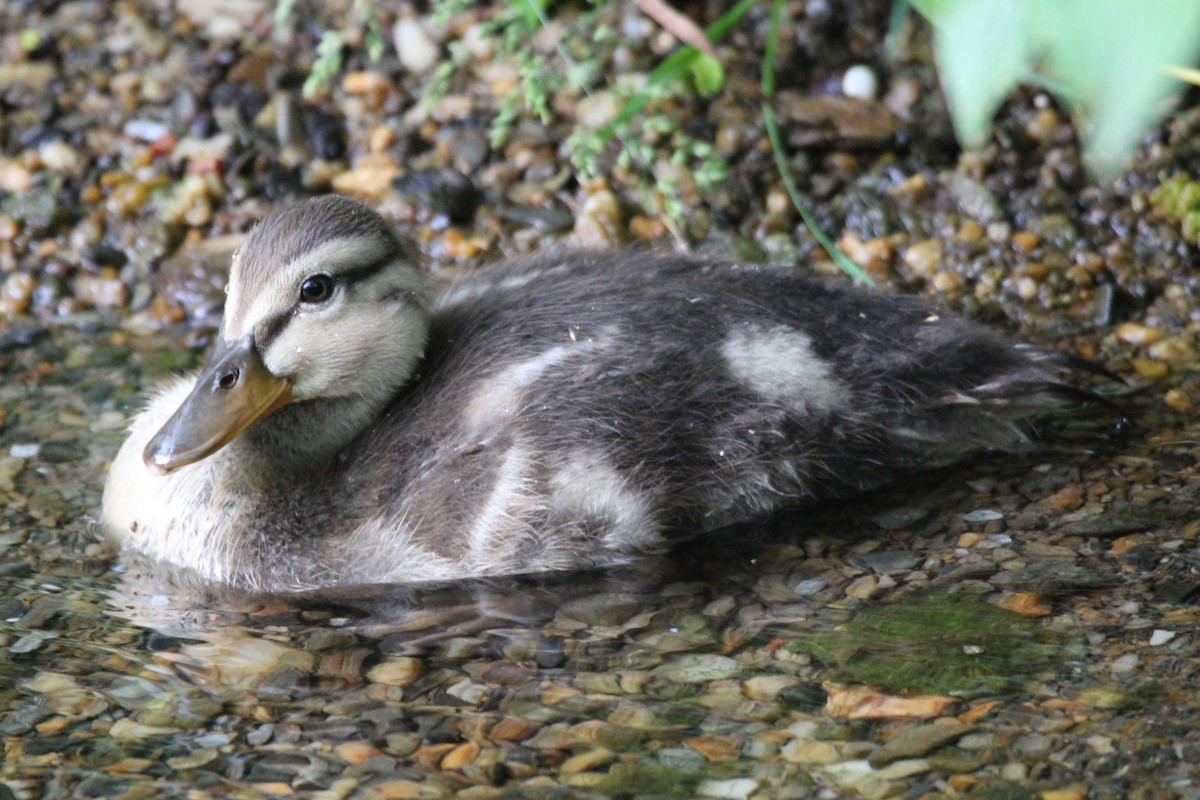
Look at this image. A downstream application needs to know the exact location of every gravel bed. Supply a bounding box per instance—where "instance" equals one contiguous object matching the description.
[2,1,1199,798]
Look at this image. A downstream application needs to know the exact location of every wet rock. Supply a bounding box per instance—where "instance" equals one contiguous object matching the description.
[393,18,442,74]
[869,723,974,767]
[395,168,480,223]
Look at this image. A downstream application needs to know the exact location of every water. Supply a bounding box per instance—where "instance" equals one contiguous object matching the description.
[2,324,1196,798]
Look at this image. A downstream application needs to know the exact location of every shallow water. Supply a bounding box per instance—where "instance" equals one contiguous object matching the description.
[3,324,1199,799]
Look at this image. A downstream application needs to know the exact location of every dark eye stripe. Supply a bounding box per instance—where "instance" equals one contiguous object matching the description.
[257,310,292,349]
[254,250,405,350]
[337,249,401,284]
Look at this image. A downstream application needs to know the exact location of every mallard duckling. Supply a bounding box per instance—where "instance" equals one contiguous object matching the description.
[103,195,1090,591]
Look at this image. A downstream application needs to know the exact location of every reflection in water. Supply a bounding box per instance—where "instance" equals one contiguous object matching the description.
[5,478,1116,798]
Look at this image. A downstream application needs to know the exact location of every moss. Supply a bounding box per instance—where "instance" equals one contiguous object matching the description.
[786,591,1060,695]
[1150,173,1200,246]
[588,762,703,798]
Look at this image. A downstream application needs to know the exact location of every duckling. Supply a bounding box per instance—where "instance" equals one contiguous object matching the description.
[103,194,1093,592]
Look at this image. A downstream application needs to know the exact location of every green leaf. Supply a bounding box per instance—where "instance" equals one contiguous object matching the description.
[1032,0,1200,174]
[930,0,1030,148]
[690,53,725,96]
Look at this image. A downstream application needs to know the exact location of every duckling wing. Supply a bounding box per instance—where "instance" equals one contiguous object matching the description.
[347,253,1092,570]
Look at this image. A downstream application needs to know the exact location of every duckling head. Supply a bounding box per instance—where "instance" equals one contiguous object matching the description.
[143,195,428,475]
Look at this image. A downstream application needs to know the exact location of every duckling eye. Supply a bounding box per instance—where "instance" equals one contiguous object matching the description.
[299,275,333,304]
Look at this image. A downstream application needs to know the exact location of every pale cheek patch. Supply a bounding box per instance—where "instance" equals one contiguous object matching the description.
[721,326,848,414]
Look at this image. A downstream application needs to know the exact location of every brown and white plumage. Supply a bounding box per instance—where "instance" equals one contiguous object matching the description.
[103,195,1094,591]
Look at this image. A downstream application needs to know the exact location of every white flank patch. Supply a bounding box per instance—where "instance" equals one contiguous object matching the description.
[467,444,533,560]
[721,326,848,413]
[462,346,573,428]
[550,450,656,550]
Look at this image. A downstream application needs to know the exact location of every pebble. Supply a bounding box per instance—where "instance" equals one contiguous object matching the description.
[367,657,422,686]
[1164,388,1193,412]
[1149,629,1176,646]
[1,272,35,315]
[122,119,171,142]
[869,723,974,767]
[902,239,941,278]
[573,188,626,250]
[1111,653,1140,673]
[697,778,760,799]
[842,64,878,100]
[393,18,441,74]
[1115,322,1165,347]
[650,654,740,683]
[1131,358,1169,380]
[74,275,129,308]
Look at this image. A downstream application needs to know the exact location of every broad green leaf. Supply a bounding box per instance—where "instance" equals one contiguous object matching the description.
[1032,0,1200,173]
[930,0,1030,148]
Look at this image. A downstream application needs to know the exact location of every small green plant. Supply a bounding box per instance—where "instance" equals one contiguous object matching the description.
[1150,173,1200,247]
[276,0,386,98]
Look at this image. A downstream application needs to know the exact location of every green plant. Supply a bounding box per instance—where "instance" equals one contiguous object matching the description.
[909,0,1200,174]
[276,0,386,98]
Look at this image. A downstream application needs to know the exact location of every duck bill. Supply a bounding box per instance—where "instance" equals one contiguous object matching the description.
[143,334,294,475]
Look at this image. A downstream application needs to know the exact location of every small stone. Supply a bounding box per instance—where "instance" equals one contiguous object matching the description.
[842,64,878,100]
[331,154,401,198]
[1041,786,1087,800]
[1149,629,1176,646]
[995,592,1051,617]
[367,657,422,687]
[440,741,480,770]
[869,723,974,767]
[1131,358,1169,380]
[902,240,942,279]
[1,272,35,315]
[1114,322,1165,347]
[38,140,79,172]
[842,568,880,600]
[1039,485,1084,513]
[824,685,958,719]
[743,675,800,700]
[393,18,441,74]
[123,119,172,142]
[650,654,739,683]
[559,747,614,775]
[686,734,740,762]
[1164,388,1193,413]
[0,159,32,192]
[781,740,840,764]
[0,457,24,491]
[629,215,667,240]
[931,270,966,296]
[361,778,424,799]
[1111,653,1139,673]
[1011,230,1040,252]
[335,741,383,765]
[961,509,1003,523]
[697,778,760,799]
[1147,336,1196,363]
[573,188,626,250]
[74,275,129,308]
[489,717,539,741]
[108,718,181,739]
[341,71,392,102]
